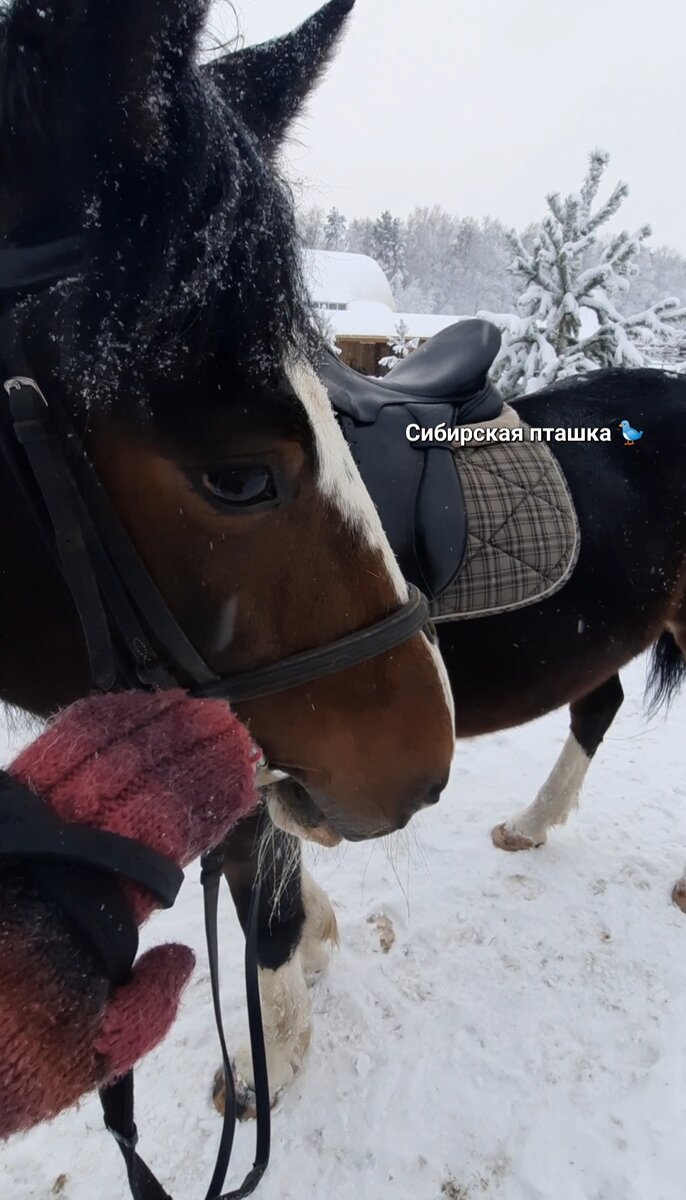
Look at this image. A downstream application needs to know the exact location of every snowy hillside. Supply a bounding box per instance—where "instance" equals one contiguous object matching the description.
[2,655,685,1200]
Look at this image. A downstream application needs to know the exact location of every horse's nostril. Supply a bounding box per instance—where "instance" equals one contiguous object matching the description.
[421,778,448,808]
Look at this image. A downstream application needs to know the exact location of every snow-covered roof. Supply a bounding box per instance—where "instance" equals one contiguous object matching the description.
[327,300,460,341]
[305,249,461,341]
[304,250,396,310]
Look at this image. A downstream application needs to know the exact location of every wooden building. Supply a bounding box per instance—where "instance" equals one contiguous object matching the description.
[305,250,461,375]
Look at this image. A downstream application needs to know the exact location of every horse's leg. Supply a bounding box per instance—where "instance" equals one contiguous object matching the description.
[668,621,686,912]
[492,674,624,851]
[299,864,340,977]
[216,809,338,1114]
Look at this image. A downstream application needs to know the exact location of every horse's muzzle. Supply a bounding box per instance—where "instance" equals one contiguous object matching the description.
[267,773,448,844]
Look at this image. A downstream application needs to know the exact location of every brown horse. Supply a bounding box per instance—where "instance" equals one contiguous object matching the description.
[0,0,455,1116]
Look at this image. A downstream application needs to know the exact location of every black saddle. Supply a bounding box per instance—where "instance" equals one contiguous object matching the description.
[322,319,503,600]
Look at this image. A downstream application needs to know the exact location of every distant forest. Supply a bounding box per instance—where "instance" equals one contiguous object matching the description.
[299,204,686,320]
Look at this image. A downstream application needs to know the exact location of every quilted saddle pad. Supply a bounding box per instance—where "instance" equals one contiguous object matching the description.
[430,422,580,622]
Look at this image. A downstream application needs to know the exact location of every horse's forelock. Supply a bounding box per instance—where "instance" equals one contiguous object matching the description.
[0,0,316,411]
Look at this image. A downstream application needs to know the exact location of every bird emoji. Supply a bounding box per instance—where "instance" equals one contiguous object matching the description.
[618,419,644,446]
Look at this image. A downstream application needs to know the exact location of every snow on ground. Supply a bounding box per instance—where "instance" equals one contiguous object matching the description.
[2,655,686,1200]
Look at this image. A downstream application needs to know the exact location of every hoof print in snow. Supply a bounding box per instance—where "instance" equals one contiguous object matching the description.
[491,822,542,852]
[368,911,396,953]
[672,877,686,913]
[505,873,546,901]
[441,1181,469,1199]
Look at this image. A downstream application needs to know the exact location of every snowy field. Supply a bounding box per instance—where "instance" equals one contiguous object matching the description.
[2,654,685,1200]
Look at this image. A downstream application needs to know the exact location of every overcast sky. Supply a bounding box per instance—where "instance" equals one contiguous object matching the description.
[208,0,686,253]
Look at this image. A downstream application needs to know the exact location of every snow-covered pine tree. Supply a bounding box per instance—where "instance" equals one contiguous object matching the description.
[371,210,407,290]
[379,319,420,371]
[323,207,348,251]
[316,310,341,356]
[480,149,686,398]
[347,216,375,257]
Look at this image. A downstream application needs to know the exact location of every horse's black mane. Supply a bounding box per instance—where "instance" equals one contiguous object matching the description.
[0,0,318,412]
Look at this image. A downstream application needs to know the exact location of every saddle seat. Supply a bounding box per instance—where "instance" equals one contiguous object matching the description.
[378,317,502,400]
[321,319,504,600]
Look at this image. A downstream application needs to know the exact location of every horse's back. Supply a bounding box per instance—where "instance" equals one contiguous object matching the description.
[513,366,686,429]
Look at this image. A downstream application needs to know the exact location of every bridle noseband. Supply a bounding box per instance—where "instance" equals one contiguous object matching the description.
[0,233,435,1199]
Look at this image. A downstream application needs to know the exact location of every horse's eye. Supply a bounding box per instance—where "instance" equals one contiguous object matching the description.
[202,464,276,508]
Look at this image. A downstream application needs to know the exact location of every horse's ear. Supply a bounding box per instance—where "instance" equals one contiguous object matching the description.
[205,0,355,148]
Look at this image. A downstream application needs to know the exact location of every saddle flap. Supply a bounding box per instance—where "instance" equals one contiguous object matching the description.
[321,320,507,600]
[339,403,467,600]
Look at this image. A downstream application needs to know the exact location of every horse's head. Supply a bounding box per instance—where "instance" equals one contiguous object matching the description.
[0,0,454,842]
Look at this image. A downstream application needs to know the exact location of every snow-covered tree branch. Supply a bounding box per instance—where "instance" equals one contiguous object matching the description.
[478,150,686,397]
[379,319,420,371]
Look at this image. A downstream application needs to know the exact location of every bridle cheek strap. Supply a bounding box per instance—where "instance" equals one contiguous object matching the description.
[3,375,215,692]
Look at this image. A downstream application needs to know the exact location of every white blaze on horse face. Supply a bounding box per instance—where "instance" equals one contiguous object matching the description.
[422,630,455,735]
[280,358,455,822]
[286,359,407,601]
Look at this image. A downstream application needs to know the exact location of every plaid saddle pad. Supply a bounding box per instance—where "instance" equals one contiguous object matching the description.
[430,424,580,622]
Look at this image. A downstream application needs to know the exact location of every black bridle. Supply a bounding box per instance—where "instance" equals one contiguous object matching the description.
[2,372,431,702]
[0,233,434,1199]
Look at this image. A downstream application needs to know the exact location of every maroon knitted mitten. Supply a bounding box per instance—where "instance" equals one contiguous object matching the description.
[0,690,260,1139]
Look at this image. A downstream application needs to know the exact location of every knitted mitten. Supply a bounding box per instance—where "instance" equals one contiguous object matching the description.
[0,690,259,1138]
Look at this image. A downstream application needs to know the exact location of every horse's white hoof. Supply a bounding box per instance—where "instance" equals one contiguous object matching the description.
[212,1046,299,1120]
[212,1066,266,1122]
[491,822,544,852]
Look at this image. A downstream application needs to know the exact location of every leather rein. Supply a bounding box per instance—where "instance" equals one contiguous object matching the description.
[0,233,433,1199]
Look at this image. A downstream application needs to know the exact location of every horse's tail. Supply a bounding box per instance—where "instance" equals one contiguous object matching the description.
[646,631,686,715]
